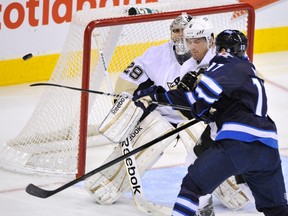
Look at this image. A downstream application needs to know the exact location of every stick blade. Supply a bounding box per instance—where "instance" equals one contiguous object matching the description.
[26,184,53,198]
[29,83,49,87]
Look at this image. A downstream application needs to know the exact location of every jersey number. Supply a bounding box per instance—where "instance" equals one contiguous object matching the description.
[206,62,224,72]
[123,62,144,80]
[207,62,266,117]
[252,77,264,117]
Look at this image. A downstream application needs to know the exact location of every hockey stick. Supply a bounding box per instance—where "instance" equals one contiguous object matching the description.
[25,119,198,198]
[94,33,114,93]
[121,136,172,215]
[30,82,191,111]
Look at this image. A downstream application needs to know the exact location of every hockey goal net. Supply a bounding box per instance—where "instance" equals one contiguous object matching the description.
[0,0,255,177]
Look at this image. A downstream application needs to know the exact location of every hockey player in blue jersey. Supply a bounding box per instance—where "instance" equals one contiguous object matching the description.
[133,29,288,215]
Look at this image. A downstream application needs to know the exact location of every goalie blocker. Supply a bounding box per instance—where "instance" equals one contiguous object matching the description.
[98,92,143,143]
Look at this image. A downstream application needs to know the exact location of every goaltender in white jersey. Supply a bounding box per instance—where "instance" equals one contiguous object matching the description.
[85,15,250,216]
[114,29,191,124]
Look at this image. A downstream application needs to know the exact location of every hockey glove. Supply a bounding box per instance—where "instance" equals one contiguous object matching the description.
[98,92,144,142]
[178,68,205,91]
[178,71,198,91]
[132,85,166,113]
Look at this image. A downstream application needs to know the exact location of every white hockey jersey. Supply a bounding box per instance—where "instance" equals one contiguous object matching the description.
[116,41,185,124]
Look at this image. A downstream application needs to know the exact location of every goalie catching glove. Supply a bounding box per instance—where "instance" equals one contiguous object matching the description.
[98,92,143,143]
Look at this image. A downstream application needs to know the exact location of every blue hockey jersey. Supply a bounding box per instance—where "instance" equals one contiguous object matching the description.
[163,53,278,148]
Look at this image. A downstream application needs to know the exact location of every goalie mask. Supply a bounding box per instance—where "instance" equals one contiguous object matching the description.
[215,29,248,58]
[170,12,193,64]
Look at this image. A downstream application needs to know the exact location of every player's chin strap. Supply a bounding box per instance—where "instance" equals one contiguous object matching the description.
[121,136,172,215]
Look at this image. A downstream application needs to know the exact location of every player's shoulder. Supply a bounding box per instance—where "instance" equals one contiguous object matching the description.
[135,42,172,63]
[139,42,171,61]
[145,41,170,54]
[210,52,234,64]
[205,46,217,61]
[207,54,254,84]
[181,58,197,68]
[210,53,252,69]
[180,58,198,77]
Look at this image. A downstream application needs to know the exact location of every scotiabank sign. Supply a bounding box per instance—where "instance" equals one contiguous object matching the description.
[0,0,158,30]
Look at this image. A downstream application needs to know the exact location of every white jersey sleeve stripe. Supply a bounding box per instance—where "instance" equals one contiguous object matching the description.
[195,87,217,104]
[201,74,223,95]
[174,196,198,213]
[216,122,278,148]
[172,210,188,216]
[185,91,196,106]
[218,122,278,139]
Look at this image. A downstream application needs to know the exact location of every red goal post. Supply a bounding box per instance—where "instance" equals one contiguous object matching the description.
[0,0,255,178]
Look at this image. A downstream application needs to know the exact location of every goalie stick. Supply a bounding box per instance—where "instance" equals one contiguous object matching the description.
[94,33,114,93]
[121,136,172,215]
[30,82,191,111]
[25,119,198,198]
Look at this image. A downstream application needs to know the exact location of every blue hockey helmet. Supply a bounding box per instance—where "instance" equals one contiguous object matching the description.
[215,29,248,58]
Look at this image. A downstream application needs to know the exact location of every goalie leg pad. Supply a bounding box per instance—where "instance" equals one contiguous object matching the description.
[98,92,143,143]
[85,111,177,205]
[178,121,206,165]
[213,176,250,210]
[178,121,206,154]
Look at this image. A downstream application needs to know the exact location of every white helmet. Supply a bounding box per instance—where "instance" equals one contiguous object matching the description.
[184,16,214,42]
